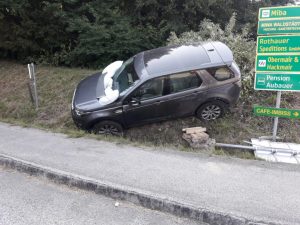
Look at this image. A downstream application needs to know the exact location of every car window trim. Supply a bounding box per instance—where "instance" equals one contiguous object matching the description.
[123,70,205,104]
[122,75,167,104]
[164,71,202,95]
[206,66,234,82]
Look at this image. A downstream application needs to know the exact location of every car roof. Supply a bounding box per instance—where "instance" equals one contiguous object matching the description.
[134,41,234,79]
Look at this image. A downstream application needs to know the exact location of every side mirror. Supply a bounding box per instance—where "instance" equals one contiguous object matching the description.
[130,97,141,106]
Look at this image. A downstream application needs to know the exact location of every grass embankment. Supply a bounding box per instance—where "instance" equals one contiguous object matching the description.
[1,60,300,158]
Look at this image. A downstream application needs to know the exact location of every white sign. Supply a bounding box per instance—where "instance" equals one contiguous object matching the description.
[258,60,267,67]
[262,9,270,18]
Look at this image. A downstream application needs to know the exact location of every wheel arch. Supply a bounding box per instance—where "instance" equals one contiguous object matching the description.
[195,97,229,115]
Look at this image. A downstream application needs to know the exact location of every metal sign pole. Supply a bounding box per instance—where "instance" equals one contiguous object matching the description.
[27,63,39,110]
[31,63,39,109]
[272,91,281,141]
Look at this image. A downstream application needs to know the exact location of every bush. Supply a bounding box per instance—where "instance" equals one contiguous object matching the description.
[0,0,163,68]
[167,14,256,100]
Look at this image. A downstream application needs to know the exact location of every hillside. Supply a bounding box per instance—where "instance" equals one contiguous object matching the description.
[1,60,299,155]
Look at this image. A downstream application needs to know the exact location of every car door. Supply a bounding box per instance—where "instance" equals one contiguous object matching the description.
[122,76,166,127]
[154,71,207,119]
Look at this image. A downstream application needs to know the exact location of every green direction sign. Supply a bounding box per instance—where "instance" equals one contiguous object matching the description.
[255,73,300,91]
[258,19,300,35]
[257,35,300,54]
[254,106,300,119]
[259,6,300,20]
[256,55,300,72]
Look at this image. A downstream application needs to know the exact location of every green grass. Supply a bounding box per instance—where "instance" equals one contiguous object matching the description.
[213,148,255,160]
[1,60,300,157]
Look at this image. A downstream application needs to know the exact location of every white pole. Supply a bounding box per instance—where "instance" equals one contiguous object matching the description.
[31,63,39,110]
[27,64,32,79]
[272,91,281,141]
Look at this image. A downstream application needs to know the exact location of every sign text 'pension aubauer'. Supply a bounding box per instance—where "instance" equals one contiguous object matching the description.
[255,73,300,91]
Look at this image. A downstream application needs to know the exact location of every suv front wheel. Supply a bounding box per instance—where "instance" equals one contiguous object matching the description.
[196,101,226,121]
[92,120,123,136]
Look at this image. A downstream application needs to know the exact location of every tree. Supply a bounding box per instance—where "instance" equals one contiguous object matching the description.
[0,0,69,62]
[0,0,295,67]
[0,0,163,67]
[120,0,232,35]
[121,0,295,38]
[63,0,163,67]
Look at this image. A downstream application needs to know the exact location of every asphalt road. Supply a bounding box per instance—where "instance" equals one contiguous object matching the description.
[1,123,300,224]
[0,167,205,225]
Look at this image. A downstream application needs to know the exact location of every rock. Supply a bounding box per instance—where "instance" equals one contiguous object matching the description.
[182,127,215,151]
[182,127,207,134]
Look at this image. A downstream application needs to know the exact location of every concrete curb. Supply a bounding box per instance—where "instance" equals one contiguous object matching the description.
[0,153,277,225]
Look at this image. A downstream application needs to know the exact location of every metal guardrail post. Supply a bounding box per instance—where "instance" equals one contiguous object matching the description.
[27,63,39,110]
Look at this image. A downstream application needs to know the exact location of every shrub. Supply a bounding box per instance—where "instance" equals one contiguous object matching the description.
[167,14,256,100]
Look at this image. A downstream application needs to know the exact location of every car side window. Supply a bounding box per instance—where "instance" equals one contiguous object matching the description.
[131,77,164,100]
[207,67,234,81]
[167,72,201,94]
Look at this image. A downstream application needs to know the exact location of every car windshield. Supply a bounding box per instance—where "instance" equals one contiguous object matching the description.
[113,58,139,93]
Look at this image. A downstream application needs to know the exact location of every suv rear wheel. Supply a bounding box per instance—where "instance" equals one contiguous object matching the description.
[92,120,123,136]
[196,101,226,121]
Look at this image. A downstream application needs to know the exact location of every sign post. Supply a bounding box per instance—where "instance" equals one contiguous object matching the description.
[254,5,300,141]
[27,63,39,110]
[272,91,281,140]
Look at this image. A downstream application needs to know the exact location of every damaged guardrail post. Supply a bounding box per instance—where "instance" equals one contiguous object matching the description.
[27,63,39,110]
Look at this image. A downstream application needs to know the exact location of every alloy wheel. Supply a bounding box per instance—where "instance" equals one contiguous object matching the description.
[201,105,221,120]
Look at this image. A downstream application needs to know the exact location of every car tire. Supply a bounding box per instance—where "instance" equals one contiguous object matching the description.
[92,120,123,136]
[196,101,227,121]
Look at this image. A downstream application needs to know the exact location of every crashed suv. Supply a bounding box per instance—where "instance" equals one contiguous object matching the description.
[71,42,241,135]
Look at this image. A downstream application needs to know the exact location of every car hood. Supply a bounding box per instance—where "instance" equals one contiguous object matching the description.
[73,73,105,111]
[73,61,124,112]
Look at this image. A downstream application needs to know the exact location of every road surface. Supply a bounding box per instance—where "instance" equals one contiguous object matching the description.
[0,167,204,225]
[1,122,300,224]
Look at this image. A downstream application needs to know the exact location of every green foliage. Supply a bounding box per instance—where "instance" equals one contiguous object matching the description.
[59,1,163,67]
[0,0,69,62]
[121,0,228,35]
[0,0,295,67]
[64,1,162,67]
[167,14,256,99]
[0,0,163,67]
[120,0,294,38]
